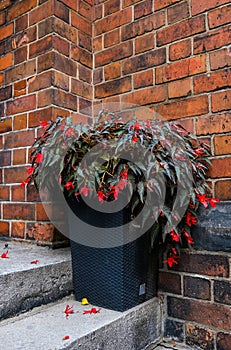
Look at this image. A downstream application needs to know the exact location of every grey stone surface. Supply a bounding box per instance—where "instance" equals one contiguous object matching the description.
[0,295,161,350]
[0,241,72,319]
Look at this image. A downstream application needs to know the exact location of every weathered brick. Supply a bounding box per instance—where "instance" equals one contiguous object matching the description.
[0,85,12,101]
[54,35,69,57]
[71,78,93,99]
[167,1,189,25]
[93,36,102,52]
[93,3,102,21]
[169,39,191,61]
[12,221,25,238]
[29,0,53,25]
[156,54,206,84]
[208,4,231,29]
[53,17,77,43]
[95,7,132,35]
[4,129,35,149]
[37,51,53,73]
[121,85,166,106]
[184,276,211,300]
[214,280,231,305]
[71,45,93,68]
[214,135,231,156]
[0,52,13,70]
[186,324,215,350]
[53,51,76,76]
[0,23,14,41]
[154,0,181,11]
[27,184,41,202]
[13,114,27,131]
[0,12,5,26]
[60,0,77,11]
[95,41,133,68]
[194,26,231,54]
[134,0,152,20]
[104,28,120,48]
[211,90,231,113]
[71,11,92,36]
[13,148,27,165]
[38,17,53,38]
[36,203,49,221]
[104,62,121,81]
[8,0,37,20]
[135,32,154,54]
[215,180,231,200]
[0,150,11,166]
[79,0,93,19]
[78,32,92,52]
[29,35,53,59]
[122,47,166,75]
[12,185,25,201]
[79,97,92,115]
[194,69,231,94]
[15,13,28,32]
[53,71,69,91]
[37,89,53,107]
[122,12,165,41]
[158,271,181,294]
[53,90,77,111]
[0,185,10,200]
[14,80,26,97]
[168,296,231,331]
[210,48,231,70]
[196,113,231,135]
[134,69,153,89]
[122,0,140,8]
[0,0,12,11]
[157,15,205,46]
[28,71,52,93]
[3,203,35,220]
[95,76,131,98]
[54,0,69,23]
[93,68,103,84]
[0,117,12,133]
[26,222,55,242]
[6,95,36,116]
[79,65,92,83]
[5,60,36,84]
[0,221,9,236]
[168,78,192,99]
[192,0,230,16]
[164,319,184,341]
[208,157,231,178]
[217,332,231,350]
[14,46,27,65]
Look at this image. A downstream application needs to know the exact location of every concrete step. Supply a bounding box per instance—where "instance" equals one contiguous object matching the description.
[0,240,72,320]
[0,295,161,350]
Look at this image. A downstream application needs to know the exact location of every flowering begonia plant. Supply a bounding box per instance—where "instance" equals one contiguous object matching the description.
[23,113,219,267]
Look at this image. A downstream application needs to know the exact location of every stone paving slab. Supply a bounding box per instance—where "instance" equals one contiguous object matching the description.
[0,295,161,350]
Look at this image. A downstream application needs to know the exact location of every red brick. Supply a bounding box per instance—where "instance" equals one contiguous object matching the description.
[78,32,92,52]
[215,180,231,200]
[212,90,231,113]
[0,85,12,101]
[194,69,231,94]
[13,114,27,130]
[0,12,5,26]
[29,0,53,25]
[93,4,102,21]
[192,0,230,16]
[95,7,132,35]
[38,17,53,38]
[5,60,36,84]
[0,151,11,166]
[154,0,181,10]
[95,41,133,68]
[0,186,10,200]
[53,90,77,111]
[60,0,77,10]
[27,184,41,202]
[122,47,166,75]
[71,45,93,68]
[0,221,9,236]
[122,12,165,41]
[167,1,189,25]
[28,71,52,93]
[79,0,93,19]
[79,65,92,83]
[194,26,231,54]
[0,117,12,132]
[121,85,166,106]
[71,79,93,99]
[104,0,120,16]
[95,76,132,98]
[13,148,27,165]
[122,0,140,8]
[4,129,35,149]
[54,0,69,23]
[36,203,49,221]
[210,48,231,70]
[54,51,76,76]
[4,167,26,185]
[29,35,53,59]
[71,11,92,36]
[0,73,3,86]
[3,203,35,220]
[12,185,25,201]
[15,13,28,32]
[156,55,206,84]
[6,95,36,116]
[14,46,28,65]
[209,157,231,178]
[0,52,13,70]
[135,32,154,54]
[53,17,77,43]
[196,113,231,135]
[217,332,231,350]
[37,51,53,73]
[157,16,205,46]
[168,296,231,331]
[104,28,120,48]
[0,0,12,11]
[169,39,191,61]
[184,276,211,300]
[208,4,231,29]
[134,0,153,20]
[78,97,92,115]
[0,23,14,41]
[186,324,215,350]
[104,62,121,81]
[168,78,192,99]
[8,0,37,21]
[14,80,26,97]
[156,95,209,120]
[38,89,53,108]
[158,271,181,294]
[26,222,55,242]
[134,70,153,89]
[93,36,102,52]
[93,68,103,84]
[53,71,69,91]
[12,221,25,238]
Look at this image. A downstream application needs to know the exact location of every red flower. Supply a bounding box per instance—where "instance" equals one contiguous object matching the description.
[120,170,128,179]
[185,212,197,226]
[76,185,93,197]
[163,256,179,268]
[131,121,141,131]
[26,166,35,176]
[209,198,220,208]
[109,185,119,200]
[40,120,50,130]
[20,178,30,187]
[132,135,139,143]
[194,148,205,156]
[30,260,40,264]
[64,305,74,317]
[65,127,75,137]
[83,307,100,314]
[1,250,9,259]
[97,190,106,203]
[197,193,209,208]
[117,179,127,190]
[64,182,74,191]
[63,335,70,340]
[35,153,43,163]
[170,230,180,242]
[183,230,194,244]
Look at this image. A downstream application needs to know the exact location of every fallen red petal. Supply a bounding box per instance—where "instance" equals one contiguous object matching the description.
[1,250,9,259]
[30,260,40,264]
[63,335,70,340]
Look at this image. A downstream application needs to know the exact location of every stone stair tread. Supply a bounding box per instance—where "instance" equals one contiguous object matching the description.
[0,295,161,350]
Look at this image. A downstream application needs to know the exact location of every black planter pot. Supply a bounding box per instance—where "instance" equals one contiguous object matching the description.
[67,195,159,312]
